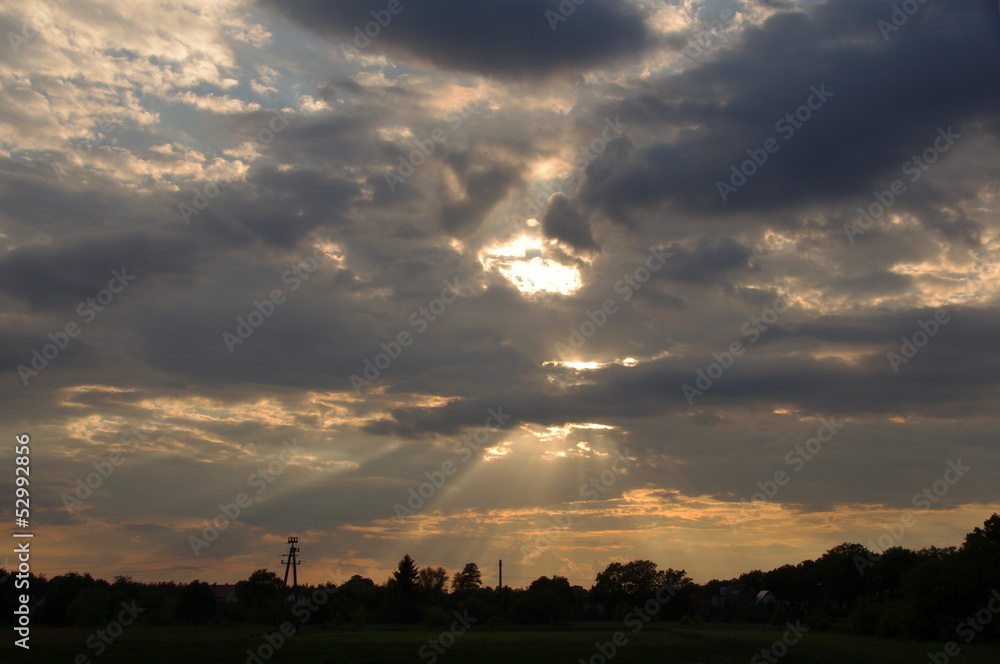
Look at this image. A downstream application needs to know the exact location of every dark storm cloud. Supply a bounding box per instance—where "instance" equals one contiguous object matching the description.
[237,167,359,245]
[0,231,198,310]
[260,0,655,78]
[177,154,363,248]
[749,0,794,8]
[129,265,370,389]
[541,193,599,251]
[658,236,755,284]
[580,0,1000,238]
[0,156,164,239]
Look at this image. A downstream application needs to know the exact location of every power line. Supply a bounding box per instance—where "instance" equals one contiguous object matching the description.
[27,541,588,587]
[306,546,483,568]
[29,543,286,577]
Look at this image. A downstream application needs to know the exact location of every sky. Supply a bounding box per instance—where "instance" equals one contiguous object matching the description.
[1,0,999,590]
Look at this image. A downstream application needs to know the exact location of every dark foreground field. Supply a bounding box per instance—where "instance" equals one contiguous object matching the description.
[16,624,1000,663]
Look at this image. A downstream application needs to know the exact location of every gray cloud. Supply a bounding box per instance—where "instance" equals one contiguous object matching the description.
[541,193,599,252]
[260,0,655,78]
[579,0,1000,242]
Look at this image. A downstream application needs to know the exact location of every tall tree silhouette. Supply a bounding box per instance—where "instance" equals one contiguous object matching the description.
[389,554,420,623]
[393,554,419,595]
[962,513,1000,551]
[451,563,482,593]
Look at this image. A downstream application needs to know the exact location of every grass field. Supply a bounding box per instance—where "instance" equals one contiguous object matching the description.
[16,623,999,663]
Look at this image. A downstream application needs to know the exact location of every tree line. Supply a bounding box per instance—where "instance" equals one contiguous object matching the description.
[2,514,998,641]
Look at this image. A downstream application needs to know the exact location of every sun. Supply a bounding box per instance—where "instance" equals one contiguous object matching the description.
[478,232,582,296]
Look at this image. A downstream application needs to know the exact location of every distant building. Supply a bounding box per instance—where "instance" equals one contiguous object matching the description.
[756,590,778,605]
[712,584,747,607]
[210,583,238,603]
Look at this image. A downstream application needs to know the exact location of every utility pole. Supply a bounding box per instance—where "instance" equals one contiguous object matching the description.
[275,536,300,629]
[498,559,502,589]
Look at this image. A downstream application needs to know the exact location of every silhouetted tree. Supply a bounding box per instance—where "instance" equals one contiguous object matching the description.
[34,572,99,626]
[235,569,283,623]
[512,575,574,623]
[963,513,1000,551]
[393,554,419,595]
[592,560,687,608]
[739,569,766,591]
[385,554,420,622]
[71,586,112,628]
[325,575,377,624]
[451,563,482,594]
[341,575,378,606]
[866,546,920,601]
[954,515,1000,628]
[816,543,871,611]
[418,566,449,594]
[236,569,283,607]
[761,564,798,602]
[175,580,217,624]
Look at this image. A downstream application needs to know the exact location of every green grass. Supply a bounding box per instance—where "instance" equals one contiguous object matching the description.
[15,624,1000,663]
